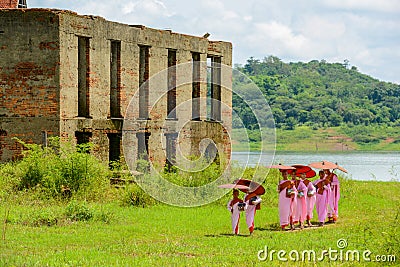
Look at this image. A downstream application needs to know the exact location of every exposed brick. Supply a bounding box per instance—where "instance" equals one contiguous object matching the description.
[0,0,18,8]
[39,41,59,50]
[0,9,232,168]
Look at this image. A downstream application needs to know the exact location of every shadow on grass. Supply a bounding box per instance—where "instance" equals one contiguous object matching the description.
[255,222,329,232]
[204,233,251,238]
[254,222,281,232]
[205,221,334,238]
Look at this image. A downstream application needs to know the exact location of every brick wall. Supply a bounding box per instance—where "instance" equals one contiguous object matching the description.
[0,0,18,8]
[0,9,60,160]
[0,9,232,166]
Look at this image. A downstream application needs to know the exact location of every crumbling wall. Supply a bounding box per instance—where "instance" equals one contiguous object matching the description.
[0,9,232,166]
[0,9,60,161]
[0,0,18,9]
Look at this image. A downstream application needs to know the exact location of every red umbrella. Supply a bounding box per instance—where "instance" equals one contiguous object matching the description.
[233,179,265,195]
[288,165,316,178]
[217,184,250,190]
[308,160,338,170]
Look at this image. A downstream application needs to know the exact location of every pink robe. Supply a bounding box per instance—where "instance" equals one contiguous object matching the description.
[244,194,259,233]
[278,180,297,227]
[314,179,330,223]
[296,180,307,224]
[330,174,340,218]
[227,200,241,234]
[290,181,298,224]
[325,173,339,219]
[305,181,316,220]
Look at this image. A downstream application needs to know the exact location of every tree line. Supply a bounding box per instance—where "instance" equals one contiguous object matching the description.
[233,56,400,130]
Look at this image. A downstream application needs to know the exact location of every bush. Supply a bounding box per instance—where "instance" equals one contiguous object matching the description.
[121,184,156,207]
[28,209,59,227]
[352,134,380,144]
[3,138,111,201]
[161,155,227,187]
[95,209,114,224]
[65,200,93,221]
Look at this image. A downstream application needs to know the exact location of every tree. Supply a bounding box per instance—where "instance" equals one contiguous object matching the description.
[232,56,398,130]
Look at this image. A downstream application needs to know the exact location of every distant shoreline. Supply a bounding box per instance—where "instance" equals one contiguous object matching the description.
[232,148,400,152]
[231,126,400,152]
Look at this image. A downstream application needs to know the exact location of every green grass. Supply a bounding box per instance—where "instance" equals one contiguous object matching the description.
[1,177,399,266]
[0,137,399,266]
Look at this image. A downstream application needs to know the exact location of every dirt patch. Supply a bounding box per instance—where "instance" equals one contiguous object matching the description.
[332,143,355,151]
[328,135,352,141]
[384,137,395,143]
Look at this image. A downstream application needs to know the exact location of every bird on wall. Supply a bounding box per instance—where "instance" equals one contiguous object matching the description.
[203,32,210,38]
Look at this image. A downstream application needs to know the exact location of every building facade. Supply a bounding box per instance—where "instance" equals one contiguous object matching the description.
[0,8,232,170]
[0,0,27,8]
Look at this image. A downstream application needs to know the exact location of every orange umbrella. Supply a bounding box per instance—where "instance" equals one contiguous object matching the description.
[308,160,338,170]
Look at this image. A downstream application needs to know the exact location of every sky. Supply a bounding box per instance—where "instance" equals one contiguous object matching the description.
[30,0,400,84]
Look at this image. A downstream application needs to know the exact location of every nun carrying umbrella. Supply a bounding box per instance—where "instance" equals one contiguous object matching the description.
[218,183,249,235]
[268,164,298,230]
[233,179,265,235]
[309,161,347,223]
[287,165,317,228]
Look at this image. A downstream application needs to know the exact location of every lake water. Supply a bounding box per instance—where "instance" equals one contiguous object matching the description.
[231,151,400,182]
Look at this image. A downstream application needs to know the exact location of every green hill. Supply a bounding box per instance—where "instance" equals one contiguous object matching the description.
[232,56,400,150]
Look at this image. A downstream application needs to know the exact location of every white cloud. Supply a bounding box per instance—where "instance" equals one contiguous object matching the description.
[222,10,239,20]
[298,15,346,40]
[200,0,224,10]
[270,22,307,49]
[122,1,136,15]
[119,0,174,17]
[27,0,400,83]
[244,22,310,58]
[243,16,252,22]
[323,0,400,13]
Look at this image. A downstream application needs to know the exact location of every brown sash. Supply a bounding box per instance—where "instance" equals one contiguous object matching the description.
[245,193,261,210]
[230,198,243,207]
[278,180,293,193]
[325,173,334,184]
[315,180,326,195]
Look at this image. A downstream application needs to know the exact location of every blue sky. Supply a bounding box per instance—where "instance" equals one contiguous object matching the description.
[30,0,400,84]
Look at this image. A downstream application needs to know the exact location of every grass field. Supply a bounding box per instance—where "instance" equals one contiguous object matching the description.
[1,176,399,266]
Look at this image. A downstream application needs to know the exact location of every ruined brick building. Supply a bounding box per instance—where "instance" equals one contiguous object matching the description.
[0,0,26,9]
[0,5,232,170]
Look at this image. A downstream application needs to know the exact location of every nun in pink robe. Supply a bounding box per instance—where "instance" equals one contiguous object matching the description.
[226,189,243,235]
[305,178,316,226]
[278,171,297,230]
[331,173,340,220]
[244,192,261,234]
[289,172,298,226]
[295,175,308,229]
[313,170,330,226]
[325,169,340,222]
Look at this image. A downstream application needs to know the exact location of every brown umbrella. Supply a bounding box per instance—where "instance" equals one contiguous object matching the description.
[288,165,316,178]
[217,183,250,190]
[233,179,266,195]
[268,164,296,170]
[308,160,338,170]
